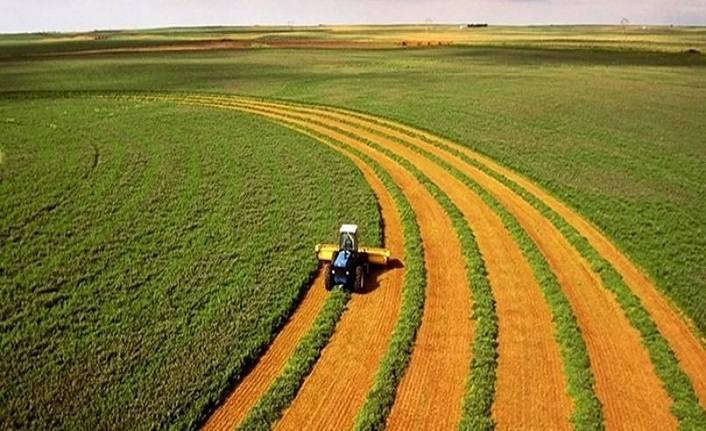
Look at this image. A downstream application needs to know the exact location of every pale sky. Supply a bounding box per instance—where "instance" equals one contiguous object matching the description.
[1,0,705,33]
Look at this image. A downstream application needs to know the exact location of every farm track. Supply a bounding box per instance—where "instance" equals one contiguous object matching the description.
[134,94,706,429]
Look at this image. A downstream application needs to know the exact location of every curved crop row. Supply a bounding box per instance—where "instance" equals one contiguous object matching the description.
[215,97,580,428]
[353,111,706,420]
[218,100,473,429]
[175,95,700,431]
[318,101,706,411]
[375,130,603,429]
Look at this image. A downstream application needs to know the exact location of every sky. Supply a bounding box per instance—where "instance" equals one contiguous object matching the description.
[1,0,705,33]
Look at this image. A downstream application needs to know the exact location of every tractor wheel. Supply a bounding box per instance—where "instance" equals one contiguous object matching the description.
[324,264,334,291]
[355,265,365,293]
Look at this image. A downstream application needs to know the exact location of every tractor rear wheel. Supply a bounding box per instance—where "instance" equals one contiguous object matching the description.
[355,265,365,293]
[324,264,334,291]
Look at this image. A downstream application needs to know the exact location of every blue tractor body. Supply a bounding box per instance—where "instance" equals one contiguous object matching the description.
[323,225,368,292]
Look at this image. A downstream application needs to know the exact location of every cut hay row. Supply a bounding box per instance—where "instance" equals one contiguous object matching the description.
[228,102,473,430]
[237,286,350,430]
[226,96,705,428]
[268,134,407,430]
[137,94,704,429]
[313,101,706,411]
[354,134,573,429]
[308,103,706,423]
[231,99,576,429]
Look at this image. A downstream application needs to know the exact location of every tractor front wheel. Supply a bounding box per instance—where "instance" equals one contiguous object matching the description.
[355,265,365,293]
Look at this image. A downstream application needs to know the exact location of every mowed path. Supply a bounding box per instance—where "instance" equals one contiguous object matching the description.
[229,100,571,429]
[274,144,407,430]
[142,94,706,429]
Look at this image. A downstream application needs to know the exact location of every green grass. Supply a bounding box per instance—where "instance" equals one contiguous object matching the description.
[0,96,381,429]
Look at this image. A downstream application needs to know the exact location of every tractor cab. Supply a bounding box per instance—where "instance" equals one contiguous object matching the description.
[338,224,358,252]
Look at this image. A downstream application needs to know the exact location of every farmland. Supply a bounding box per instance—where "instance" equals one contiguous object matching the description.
[1,25,706,429]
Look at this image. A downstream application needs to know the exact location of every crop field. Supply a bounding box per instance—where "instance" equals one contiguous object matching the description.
[1,25,706,430]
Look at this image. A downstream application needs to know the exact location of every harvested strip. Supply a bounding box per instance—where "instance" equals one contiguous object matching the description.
[474,162,706,409]
[228,99,572,427]
[352,153,426,429]
[402,167,572,430]
[272,136,406,430]
[238,287,350,430]
[201,277,328,431]
[227,104,471,429]
[240,100,678,427]
[312,103,706,409]
[372,132,678,428]
[458,194,573,429]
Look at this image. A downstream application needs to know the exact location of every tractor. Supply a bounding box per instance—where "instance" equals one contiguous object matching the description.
[315,224,390,292]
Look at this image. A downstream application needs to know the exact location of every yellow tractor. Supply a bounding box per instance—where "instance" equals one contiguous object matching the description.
[315,224,390,292]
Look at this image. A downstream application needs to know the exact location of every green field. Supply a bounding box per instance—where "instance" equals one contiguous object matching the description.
[0,98,380,428]
[1,25,705,429]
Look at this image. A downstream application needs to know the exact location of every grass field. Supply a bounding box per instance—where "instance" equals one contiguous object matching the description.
[2,31,703,334]
[1,25,705,429]
[0,97,380,428]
